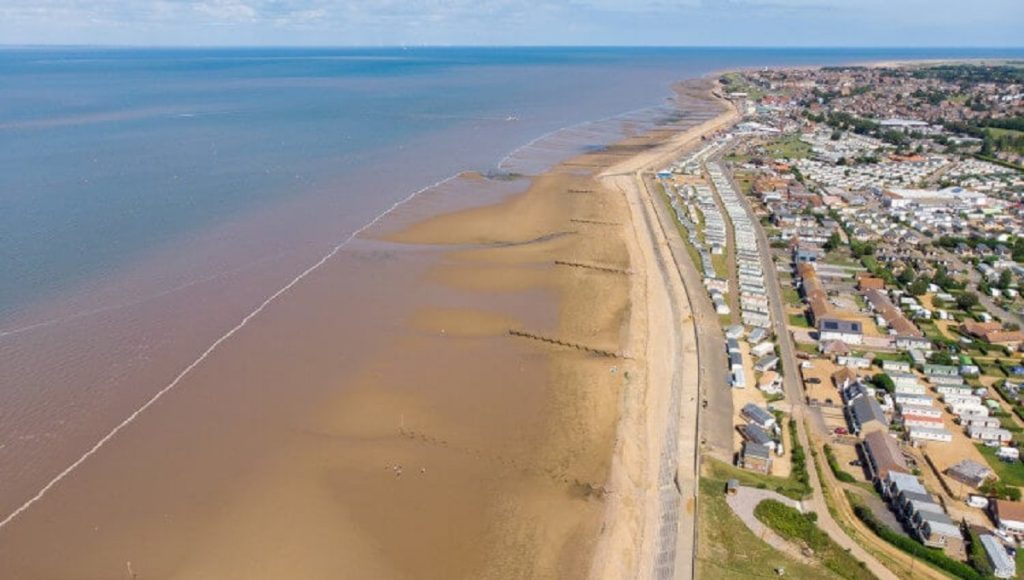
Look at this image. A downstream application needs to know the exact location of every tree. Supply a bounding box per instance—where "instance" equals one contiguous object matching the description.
[824,231,843,252]
[998,269,1014,290]
[871,373,896,394]
[898,267,917,286]
[909,278,930,296]
[957,292,979,311]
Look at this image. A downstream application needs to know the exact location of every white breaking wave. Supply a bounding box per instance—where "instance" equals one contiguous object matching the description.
[0,172,462,532]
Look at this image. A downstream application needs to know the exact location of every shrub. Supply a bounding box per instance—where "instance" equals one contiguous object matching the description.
[852,504,982,580]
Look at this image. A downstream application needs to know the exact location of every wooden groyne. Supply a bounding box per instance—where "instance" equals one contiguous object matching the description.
[569,218,621,226]
[554,260,630,275]
[507,328,626,358]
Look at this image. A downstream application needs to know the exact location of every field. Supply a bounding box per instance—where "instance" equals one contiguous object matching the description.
[765,134,812,160]
[754,500,875,580]
[976,444,1024,487]
[697,478,836,579]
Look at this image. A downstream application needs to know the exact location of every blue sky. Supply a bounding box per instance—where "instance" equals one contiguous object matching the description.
[1,0,1022,47]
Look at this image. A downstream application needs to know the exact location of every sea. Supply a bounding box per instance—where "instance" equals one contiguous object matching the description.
[1,47,1022,570]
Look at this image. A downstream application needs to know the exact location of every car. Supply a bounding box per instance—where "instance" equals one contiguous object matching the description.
[849,460,863,467]
[825,398,834,406]
[834,427,848,435]
[806,378,822,385]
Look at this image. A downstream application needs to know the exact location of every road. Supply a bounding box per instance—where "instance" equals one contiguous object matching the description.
[719,154,902,580]
[600,93,739,580]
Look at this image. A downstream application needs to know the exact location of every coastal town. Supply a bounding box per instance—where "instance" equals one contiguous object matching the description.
[664,62,1024,579]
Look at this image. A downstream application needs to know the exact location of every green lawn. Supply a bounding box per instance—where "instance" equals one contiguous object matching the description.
[697,478,835,579]
[789,313,812,328]
[765,134,812,160]
[706,458,811,501]
[755,500,876,580]
[783,287,803,307]
[976,444,1024,487]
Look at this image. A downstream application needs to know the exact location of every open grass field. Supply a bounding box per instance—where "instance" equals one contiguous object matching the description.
[697,478,835,580]
[976,444,1024,487]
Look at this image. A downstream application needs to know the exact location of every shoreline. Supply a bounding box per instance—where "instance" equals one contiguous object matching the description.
[0,74,736,579]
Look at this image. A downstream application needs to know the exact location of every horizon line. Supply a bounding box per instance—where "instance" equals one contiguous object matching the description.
[2,44,1024,51]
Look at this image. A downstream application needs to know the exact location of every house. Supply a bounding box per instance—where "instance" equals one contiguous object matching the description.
[818,317,864,345]
[990,500,1024,538]
[947,459,993,489]
[820,340,851,356]
[742,403,776,430]
[848,396,887,434]
[740,442,773,474]
[979,534,1016,579]
[861,430,909,482]
[984,331,1024,349]
[963,320,1003,338]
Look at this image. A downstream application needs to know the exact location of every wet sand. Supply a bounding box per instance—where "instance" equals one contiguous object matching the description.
[0,80,730,579]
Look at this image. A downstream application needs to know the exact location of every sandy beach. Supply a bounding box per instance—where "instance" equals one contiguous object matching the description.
[0,79,735,579]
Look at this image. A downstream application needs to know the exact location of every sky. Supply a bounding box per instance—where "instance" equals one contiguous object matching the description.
[1,0,1022,47]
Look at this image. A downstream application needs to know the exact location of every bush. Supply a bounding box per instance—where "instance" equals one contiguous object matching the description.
[756,500,873,580]
[852,503,982,580]
[824,444,857,483]
[966,528,995,577]
[787,419,811,496]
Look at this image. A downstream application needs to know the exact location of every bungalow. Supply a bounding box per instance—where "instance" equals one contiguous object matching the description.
[832,367,859,390]
[742,403,776,430]
[966,417,1002,429]
[900,403,941,417]
[889,371,921,390]
[979,534,1016,579]
[923,363,960,377]
[894,393,934,407]
[914,511,962,548]
[725,325,745,340]
[901,412,945,429]
[836,355,871,369]
[862,430,909,481]
[818,317,864,345]
[740,442,773,474]
[751,342,775,358]
[990,500,1024,539]
[848,396,888,434]
[731,370,747,389]
[894,382,927,396]
[928,374,966,386]
[897,336,933,351]
[747,326,770,344]
[947,459,993,489]
[726,338,741,354]
[729,351,743,373]
[882,360,912,373]
[968,426,1013,444]
[754,355,780,373]
[907,426,952,443]
[935,385,973,397]
[758,371,783,394]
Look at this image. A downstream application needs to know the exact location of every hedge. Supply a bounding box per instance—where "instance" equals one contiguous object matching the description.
[824,444,857,483]
[851,504,982,580]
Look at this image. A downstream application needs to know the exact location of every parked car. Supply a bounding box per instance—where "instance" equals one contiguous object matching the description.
[834,427,848,435]
[807,378,822,385]
[849,460,863,467]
